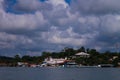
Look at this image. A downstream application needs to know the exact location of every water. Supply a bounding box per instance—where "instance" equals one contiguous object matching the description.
[0,67,120,80]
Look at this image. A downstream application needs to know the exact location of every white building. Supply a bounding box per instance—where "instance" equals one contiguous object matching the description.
[75,52,90,58]
[41,57,67,67]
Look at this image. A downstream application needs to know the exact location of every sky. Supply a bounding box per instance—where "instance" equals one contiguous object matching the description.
[0,0,120,56]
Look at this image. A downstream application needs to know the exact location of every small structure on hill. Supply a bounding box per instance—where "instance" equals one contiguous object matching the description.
[75,52,90,58]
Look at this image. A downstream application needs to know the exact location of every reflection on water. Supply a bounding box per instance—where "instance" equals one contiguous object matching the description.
[0,67,120,80]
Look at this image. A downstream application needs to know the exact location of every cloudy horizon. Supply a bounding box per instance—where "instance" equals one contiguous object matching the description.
[0,0,120,56]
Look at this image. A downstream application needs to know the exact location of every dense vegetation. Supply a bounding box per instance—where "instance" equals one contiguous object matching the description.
[0,47,120,67]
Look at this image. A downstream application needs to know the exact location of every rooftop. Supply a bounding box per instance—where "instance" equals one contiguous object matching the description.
[75,52,90,56]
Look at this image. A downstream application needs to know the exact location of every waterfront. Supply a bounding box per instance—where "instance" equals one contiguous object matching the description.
[0,67,120,80]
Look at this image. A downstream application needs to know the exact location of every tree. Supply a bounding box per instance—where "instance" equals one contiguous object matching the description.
[88,49,99,56]
[75,57,87,65]
[42,52,51,58]
[77,46,86,52]
[14,55,21,62]
[64,47,75,57]
[22,55,31,62]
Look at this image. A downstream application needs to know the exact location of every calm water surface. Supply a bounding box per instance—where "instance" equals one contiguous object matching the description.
[0,67,120,80]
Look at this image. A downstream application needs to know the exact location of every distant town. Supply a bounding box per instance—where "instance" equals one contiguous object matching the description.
[0,47,120,68]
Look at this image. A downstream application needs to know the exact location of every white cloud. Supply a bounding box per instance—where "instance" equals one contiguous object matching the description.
[0,10,47,31]
[14,0,53,12]
[0,32,35,49]
[100,15,120,35]
[47,0,68,8]
[41,26,97,46]
[0,0,4,12]
[0,32,17,49]
[71,0,120,14]
[58,11,79,26]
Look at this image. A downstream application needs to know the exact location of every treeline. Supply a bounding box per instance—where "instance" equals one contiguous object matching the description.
[0,47,120,67]
[0,55,43,66]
